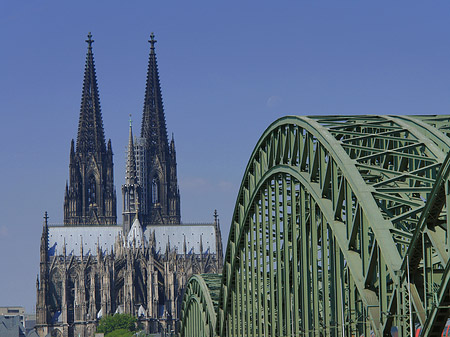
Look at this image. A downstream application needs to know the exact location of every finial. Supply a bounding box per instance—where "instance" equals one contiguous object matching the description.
[129,114,132,127]
[214,210,218,224]
[86,32,94,49]
[43,211,49,226]
[149,32,157,51]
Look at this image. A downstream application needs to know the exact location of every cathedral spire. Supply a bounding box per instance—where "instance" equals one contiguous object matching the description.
[122,116,141,233]
[137,34,181,225]
[76,32,106,154]
[126,116,137,185]
[64,33,116,225]
[141,32,168,155]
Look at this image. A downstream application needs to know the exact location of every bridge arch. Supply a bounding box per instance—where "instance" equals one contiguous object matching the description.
[218,116,450,336]
[180,115,450,337]
[179,274,222,337]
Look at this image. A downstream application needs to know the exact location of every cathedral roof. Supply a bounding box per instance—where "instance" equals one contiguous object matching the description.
[47,223,217,256]
[47,225,121,257]
[144,224,217,254]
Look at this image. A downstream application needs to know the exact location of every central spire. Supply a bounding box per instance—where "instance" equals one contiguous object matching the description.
[76,32,106,154]
[141,32,168,156]
[126,116,137,185]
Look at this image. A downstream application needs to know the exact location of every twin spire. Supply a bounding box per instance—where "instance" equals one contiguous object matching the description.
[76,32,106,154]
[141,32,169,156]
[77,31,167,160]
[65,32,116,225]
[71,32,180,228]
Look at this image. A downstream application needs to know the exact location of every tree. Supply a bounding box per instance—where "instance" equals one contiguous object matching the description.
[96,314,137,334]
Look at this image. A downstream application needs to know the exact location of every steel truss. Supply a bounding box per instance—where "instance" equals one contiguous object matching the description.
[180,274,222,337]
[180,115,450,337]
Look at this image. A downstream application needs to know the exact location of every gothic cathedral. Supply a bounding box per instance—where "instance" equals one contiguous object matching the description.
[36,33,223,337]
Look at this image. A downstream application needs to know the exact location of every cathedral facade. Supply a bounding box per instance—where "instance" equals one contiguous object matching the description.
[35,33,223,337]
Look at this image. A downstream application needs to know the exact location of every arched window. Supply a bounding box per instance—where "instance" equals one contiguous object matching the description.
[152,177,159,204]
[87,176,96,206]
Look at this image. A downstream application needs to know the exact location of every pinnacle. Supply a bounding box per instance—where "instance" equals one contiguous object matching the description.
[125,118,137,184]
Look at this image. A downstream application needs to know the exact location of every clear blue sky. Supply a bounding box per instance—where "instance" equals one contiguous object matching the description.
[1,1,450,313]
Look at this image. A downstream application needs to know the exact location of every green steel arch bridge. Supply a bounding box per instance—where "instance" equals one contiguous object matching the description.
[180,115,450,337]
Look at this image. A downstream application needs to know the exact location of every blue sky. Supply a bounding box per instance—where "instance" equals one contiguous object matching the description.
[1,1,450,312]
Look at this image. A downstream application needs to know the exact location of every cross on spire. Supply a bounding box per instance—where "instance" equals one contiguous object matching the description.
[86,32,94,49]
[149,32,157,51]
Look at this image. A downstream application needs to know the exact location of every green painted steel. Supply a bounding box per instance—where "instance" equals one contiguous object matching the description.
[180,274,222,337]
[181,115,450,337]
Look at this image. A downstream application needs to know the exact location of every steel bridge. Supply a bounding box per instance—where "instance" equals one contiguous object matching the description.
[180,115,450,337]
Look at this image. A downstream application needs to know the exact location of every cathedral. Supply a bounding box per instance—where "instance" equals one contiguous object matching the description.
[35,33,223,337]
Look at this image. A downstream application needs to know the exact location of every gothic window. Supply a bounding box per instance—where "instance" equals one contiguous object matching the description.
[87,175,96,206]
[152,177,159,203]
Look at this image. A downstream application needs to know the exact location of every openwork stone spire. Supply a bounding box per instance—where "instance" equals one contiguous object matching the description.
[76,32,106,154]
[135,33,181,225]
[64,33,116,225]
[141,32,169,156]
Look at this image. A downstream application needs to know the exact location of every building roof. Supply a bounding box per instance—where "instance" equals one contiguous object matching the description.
[0,307,25,315]
[47,223,217,256]
[48,225,122,257]
[0,316,26,337]
[144,223,217,254]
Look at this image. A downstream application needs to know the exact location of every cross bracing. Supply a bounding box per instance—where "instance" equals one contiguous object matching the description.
[180,115,450,336]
